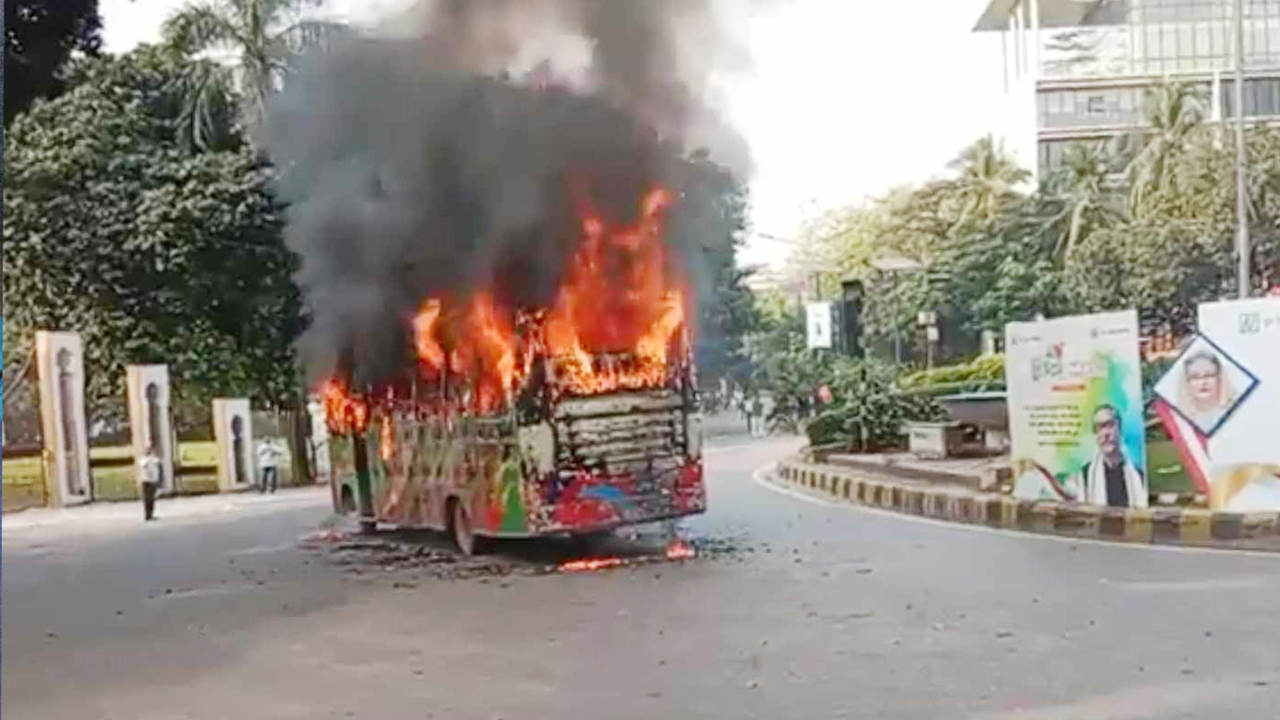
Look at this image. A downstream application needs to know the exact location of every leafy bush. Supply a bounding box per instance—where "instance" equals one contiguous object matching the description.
[1141,356,1176,405]
[898,354,1006,395]
[804,358,948,451]
[804,411,847,447]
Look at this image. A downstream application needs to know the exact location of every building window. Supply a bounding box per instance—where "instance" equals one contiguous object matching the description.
[1038,87,1148,129]
[1221,77,1280,117]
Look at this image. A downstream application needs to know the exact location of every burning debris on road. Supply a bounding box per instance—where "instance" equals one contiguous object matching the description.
[301,526,736,582]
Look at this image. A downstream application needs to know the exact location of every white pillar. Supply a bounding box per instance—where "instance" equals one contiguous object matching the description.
[35,331,92,507]
[213,398,255,492]
[1010,12,1021,80]
[127,365,177,495]
[1029,0,1041,80]
[1002,28,1010,92]
[1016,1,1028,74]
[1212,70,1223,123]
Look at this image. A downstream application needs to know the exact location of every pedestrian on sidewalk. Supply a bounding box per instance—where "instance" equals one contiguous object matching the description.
[138,446,161,521]
[258,438,281,494]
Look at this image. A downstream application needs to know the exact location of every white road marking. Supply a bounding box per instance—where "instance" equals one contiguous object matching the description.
[750,463,1280,561]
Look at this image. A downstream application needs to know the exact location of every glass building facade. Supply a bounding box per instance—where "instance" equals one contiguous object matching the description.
[977,0,1280,177]
[1041,0,1280,79]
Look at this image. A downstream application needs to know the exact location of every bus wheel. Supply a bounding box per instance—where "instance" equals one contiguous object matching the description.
[359,519,377,535]
[450,499,482,556]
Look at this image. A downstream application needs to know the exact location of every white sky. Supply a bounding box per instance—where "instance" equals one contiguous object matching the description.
[100,0,1006,268]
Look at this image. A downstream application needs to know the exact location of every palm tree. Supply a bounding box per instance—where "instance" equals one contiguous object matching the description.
[163,0,346,142]
[1042,140,1123,259]
[947,135,1032,229]
[1123,80,1208,217]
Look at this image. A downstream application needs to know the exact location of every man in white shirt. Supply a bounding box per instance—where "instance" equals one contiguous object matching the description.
[138,446,162,521]
[257,438,281,494]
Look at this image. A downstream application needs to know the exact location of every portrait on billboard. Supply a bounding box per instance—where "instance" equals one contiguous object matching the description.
[1006,310,1148,508]
[1154,334,1257,438]
[1155,300,1280,512]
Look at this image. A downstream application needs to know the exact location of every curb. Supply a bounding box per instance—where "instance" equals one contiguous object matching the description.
[774,458,1280,552]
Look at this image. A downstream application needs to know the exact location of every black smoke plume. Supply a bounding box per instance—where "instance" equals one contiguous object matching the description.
[260,0,754,387]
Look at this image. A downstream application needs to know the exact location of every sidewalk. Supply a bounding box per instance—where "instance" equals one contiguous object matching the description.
[1,485,330,536]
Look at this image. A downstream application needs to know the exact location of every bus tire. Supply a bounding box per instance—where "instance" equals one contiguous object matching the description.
[359,519,377,535]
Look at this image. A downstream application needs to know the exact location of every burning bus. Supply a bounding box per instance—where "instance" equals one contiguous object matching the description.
[323,189,706,554]
[260,11,750,555]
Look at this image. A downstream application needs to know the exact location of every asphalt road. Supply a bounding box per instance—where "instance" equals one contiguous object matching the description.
[4,435,1279,720]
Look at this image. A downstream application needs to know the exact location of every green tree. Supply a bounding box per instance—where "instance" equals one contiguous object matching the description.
[1063,219,1232,335]
[750,296,832,425]
[948,134,1031,229]
[669,151,760,384]
[4,0,104,124]
[1123,80,1209,218]
[162,0,346,137]
[3,48,305,423]
[1040,140,1124,259]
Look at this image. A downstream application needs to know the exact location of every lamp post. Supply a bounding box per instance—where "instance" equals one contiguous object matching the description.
[1234,0,1251,298]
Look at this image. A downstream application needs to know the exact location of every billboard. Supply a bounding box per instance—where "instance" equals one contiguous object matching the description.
[1155,298,1280,511]
[806,302,833,349]
[1006,310,1147,508]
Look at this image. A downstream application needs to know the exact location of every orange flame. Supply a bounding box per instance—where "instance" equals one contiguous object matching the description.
[559,557,626,572]
[379,414,394,462]
[543,187,685,397]
[664,539,695,561]
[412,299,446,371]
[322,379,369,434]
[322,185,688,423]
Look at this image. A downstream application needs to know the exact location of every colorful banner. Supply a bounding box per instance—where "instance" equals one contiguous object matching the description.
[1156,298,1280,511]
[1005,310,1147,508]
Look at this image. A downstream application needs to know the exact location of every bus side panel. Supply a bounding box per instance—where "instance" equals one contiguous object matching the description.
[371,419,442,529]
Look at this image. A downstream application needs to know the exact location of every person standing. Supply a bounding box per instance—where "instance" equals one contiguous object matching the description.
[138,446,161,521]
[257,438,281,494]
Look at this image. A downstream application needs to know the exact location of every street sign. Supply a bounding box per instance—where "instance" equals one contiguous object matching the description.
[806,302,833,349]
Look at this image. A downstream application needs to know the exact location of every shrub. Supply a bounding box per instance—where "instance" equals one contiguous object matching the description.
[898,354,1006,395]
[804,358,948,452]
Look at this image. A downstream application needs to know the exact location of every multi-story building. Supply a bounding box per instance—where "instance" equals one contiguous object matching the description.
[974,0,1280,181]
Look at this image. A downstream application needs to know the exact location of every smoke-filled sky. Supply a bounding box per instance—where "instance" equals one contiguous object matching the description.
[101,0,1007,268]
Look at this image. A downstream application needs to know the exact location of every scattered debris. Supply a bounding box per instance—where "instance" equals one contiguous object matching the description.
[303,522,748,582]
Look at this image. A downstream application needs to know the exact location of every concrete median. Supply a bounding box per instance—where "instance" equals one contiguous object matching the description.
[771,457,1280,552]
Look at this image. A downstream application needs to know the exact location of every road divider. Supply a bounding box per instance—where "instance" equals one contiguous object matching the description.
[771,455,1280,552]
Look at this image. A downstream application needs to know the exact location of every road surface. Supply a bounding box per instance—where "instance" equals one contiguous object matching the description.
[4,435,1279,719]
